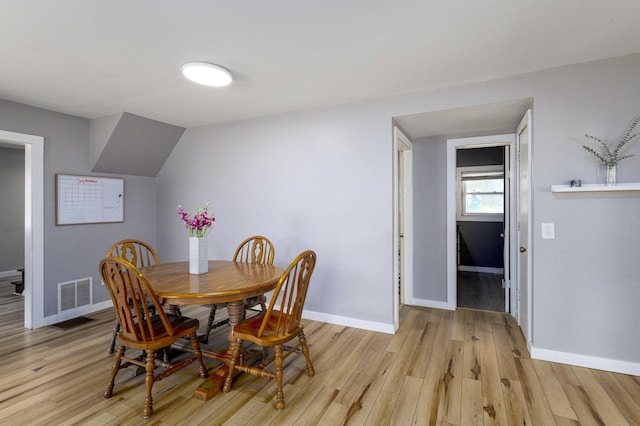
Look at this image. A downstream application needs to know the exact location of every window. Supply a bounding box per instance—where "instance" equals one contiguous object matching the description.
[457,166,504,221]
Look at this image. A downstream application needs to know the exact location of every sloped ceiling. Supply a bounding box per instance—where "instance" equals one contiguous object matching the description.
[91,112,185,177]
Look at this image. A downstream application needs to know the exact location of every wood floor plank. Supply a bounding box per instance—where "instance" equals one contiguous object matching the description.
[501,378,534,426]
[563,383,608,426]
[435,339,463,425]
[340,351,397,426]
[413,308,454,424]
[460,377,484,425]
[477,318,509,425]
[363,389,397,425]
[534,359,579,420]
[614,373,640,407]
[332,332,392,408]
[489,320,519,381]
[462,309,481,381]
[591,369,640,425]
[514,358,556,425]
[571,365,630,425]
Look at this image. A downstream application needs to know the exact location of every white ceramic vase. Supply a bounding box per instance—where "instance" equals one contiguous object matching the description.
[189,236,208,274]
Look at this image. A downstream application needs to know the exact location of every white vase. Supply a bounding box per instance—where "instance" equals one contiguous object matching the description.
[189,236,208,274]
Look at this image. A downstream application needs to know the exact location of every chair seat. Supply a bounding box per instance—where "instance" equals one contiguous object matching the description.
[233,311,303,346]
[222,250,316,410]
[119,314,200,350]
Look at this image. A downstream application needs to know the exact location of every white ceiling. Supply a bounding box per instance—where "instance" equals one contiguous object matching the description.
[2,1,640,135]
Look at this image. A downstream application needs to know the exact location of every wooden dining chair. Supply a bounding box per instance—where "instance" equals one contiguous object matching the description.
[99,257,208,419]
[202,235,275,343]
[106,239,161,354]
[222,250,317,409]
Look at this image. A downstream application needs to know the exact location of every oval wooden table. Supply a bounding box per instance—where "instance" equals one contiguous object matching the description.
[141,260,284,400]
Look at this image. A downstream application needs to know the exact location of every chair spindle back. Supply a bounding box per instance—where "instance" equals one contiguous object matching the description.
[258,250,316,338]
[99,257,174,343]
[233,236,275,265]
[107,239,159,268]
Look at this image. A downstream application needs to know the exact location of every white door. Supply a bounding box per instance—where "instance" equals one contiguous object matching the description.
[516,109,532,344]
[503,145,511,313]
[393,128,413,329]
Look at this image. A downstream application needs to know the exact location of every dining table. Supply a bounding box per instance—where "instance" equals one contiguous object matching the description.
[141,259,284,400]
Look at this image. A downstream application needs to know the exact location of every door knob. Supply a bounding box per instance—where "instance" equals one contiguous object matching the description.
[500,233,505,238]
[519,247,526,253]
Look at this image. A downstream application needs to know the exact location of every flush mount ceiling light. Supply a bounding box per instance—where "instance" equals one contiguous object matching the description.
[182,62,232,87]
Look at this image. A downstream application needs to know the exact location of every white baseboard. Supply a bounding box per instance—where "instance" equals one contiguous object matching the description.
[0,270,21,279]
[41,300,113,327]
[411,298,454,311]
[302,309,395,334]
[531,346,640,376]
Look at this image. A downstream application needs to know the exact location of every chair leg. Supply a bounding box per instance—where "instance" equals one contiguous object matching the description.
[299,330,315,377]
[202,305,217,344]
[108,320,120,354]
[189,333,208,378]
[223,338,242,393]
[143,349,156,419]
[104,346,125,398]
[275,345,285,410]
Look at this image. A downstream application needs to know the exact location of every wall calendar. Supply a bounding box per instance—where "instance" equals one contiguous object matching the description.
[56,174,124,225]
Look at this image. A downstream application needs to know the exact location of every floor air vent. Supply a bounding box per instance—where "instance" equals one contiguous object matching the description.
[58,278,92,313]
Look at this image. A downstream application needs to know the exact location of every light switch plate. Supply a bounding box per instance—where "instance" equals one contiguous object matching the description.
[541,223,555,239]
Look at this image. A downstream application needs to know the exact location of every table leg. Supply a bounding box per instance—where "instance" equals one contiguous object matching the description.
[225,300,245,336]
[194,300,246,400]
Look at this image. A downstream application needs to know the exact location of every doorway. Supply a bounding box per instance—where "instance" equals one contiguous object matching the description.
[446,134,516,313]
[0,130,44,329]
[455,146,507,312]
[393,127,413,331]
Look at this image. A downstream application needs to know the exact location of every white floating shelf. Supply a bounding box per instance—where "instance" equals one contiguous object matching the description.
[551,183,640,193]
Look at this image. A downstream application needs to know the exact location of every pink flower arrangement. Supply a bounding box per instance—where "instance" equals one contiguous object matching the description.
[177,202,215,238]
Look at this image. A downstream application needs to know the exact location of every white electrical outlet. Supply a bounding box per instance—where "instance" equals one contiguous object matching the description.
[541,223,555,239]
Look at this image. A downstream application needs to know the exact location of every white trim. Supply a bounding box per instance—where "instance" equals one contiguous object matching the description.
[516,109,534,348]
[392,127,413,332]
[302,309,394,334]
[411,298,452,311]
[41,300,113,326]
[0,130,44,329]
[531,346,640,376]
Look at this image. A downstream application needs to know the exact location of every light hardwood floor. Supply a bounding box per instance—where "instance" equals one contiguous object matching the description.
[0,279,638,425]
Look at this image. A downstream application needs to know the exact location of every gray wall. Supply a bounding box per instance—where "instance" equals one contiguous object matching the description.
[0,99,157,317]
[412,136,448,301]
[0,146,25,272]
[157,53,640,366]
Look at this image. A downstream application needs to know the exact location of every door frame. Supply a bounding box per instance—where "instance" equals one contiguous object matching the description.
[0,130,44,329]
[392,126,413,331]
[446,134,516,312]
[516,109,533,347]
